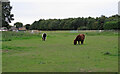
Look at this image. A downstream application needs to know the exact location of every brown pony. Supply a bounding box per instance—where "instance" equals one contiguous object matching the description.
[74,34,85,45]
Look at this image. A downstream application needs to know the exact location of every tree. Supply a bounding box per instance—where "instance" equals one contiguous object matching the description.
[2,1,14,28]
[25,24,30,30]
[14,22,23,29]
[104,21,118,30]
[86,17,96,30]
[30,14,119,30]
[97,15,106,30]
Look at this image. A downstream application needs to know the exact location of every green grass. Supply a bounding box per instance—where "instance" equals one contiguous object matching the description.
[2,31,41,41]
[2,31,118,72]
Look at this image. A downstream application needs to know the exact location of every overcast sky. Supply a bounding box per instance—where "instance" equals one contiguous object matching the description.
[9,0,119,25]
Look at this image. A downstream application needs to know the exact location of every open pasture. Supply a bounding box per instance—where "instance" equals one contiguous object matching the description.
[2,30,118,72]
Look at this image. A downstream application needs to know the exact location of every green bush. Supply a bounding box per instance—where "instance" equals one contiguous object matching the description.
[77,26,88,30]
[104,21,118,30]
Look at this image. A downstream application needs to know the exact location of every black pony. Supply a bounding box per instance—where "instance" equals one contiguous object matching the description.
[42,33,47,41]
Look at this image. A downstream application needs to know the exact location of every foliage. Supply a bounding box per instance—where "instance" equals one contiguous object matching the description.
[14,22,23,28]
[77,26,88,30]
[2,2,14,28]
[29,14,119,30]
[25,24,30,30]
[104,21,118,30]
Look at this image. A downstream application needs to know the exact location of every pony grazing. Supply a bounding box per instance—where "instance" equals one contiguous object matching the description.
[42,33,47,41]
[74,34,85,45]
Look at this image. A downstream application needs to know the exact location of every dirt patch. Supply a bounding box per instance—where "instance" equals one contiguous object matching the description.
[2,50,9,53]
[0,50,2,53]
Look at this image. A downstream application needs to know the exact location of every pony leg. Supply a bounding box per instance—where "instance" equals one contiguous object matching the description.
[45,37,46,40]
[43,38,45,41]
[42,37,45,41]
[81,40,84,44]
[42,38,44,41]
[78,41,80,45]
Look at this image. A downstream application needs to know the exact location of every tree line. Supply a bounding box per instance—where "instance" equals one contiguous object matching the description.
[29,15,119,30]
[9,14,120,30]
[2,1,120,30]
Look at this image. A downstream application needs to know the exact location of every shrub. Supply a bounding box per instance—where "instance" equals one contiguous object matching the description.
[77,26,88,30]
[103,21,118,30]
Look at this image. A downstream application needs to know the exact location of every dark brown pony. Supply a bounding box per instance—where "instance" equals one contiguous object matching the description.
[74,34,85,45]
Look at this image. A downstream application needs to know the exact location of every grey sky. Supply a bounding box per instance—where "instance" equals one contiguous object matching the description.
[10,0,119,25]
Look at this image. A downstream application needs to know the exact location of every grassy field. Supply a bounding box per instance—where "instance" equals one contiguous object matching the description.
[2,31,118,72]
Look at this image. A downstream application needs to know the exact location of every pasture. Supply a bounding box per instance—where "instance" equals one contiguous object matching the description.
[2,31,118,72]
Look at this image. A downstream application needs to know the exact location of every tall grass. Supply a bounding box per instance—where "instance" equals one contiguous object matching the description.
[2,31,41,41]
[2,30,118,41]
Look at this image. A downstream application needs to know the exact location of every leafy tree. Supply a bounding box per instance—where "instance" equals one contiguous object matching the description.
[14,22,23,29]
[118,20,120,30]
[77,26,88,30]
[30,14,119,30]
[0,2,2,27]
[2,1,14,28]
[97,15,106,30]
[30,21,39,30]
[104,21,118,30]
[25,24,30,30]
[86,17,96,30]
[92,22,98,30]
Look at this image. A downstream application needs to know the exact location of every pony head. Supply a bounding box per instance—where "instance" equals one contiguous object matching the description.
[74,40,77,45]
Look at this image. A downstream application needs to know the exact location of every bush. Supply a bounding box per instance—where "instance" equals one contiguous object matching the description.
[77,26,88,30]
[104,21,118,30]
